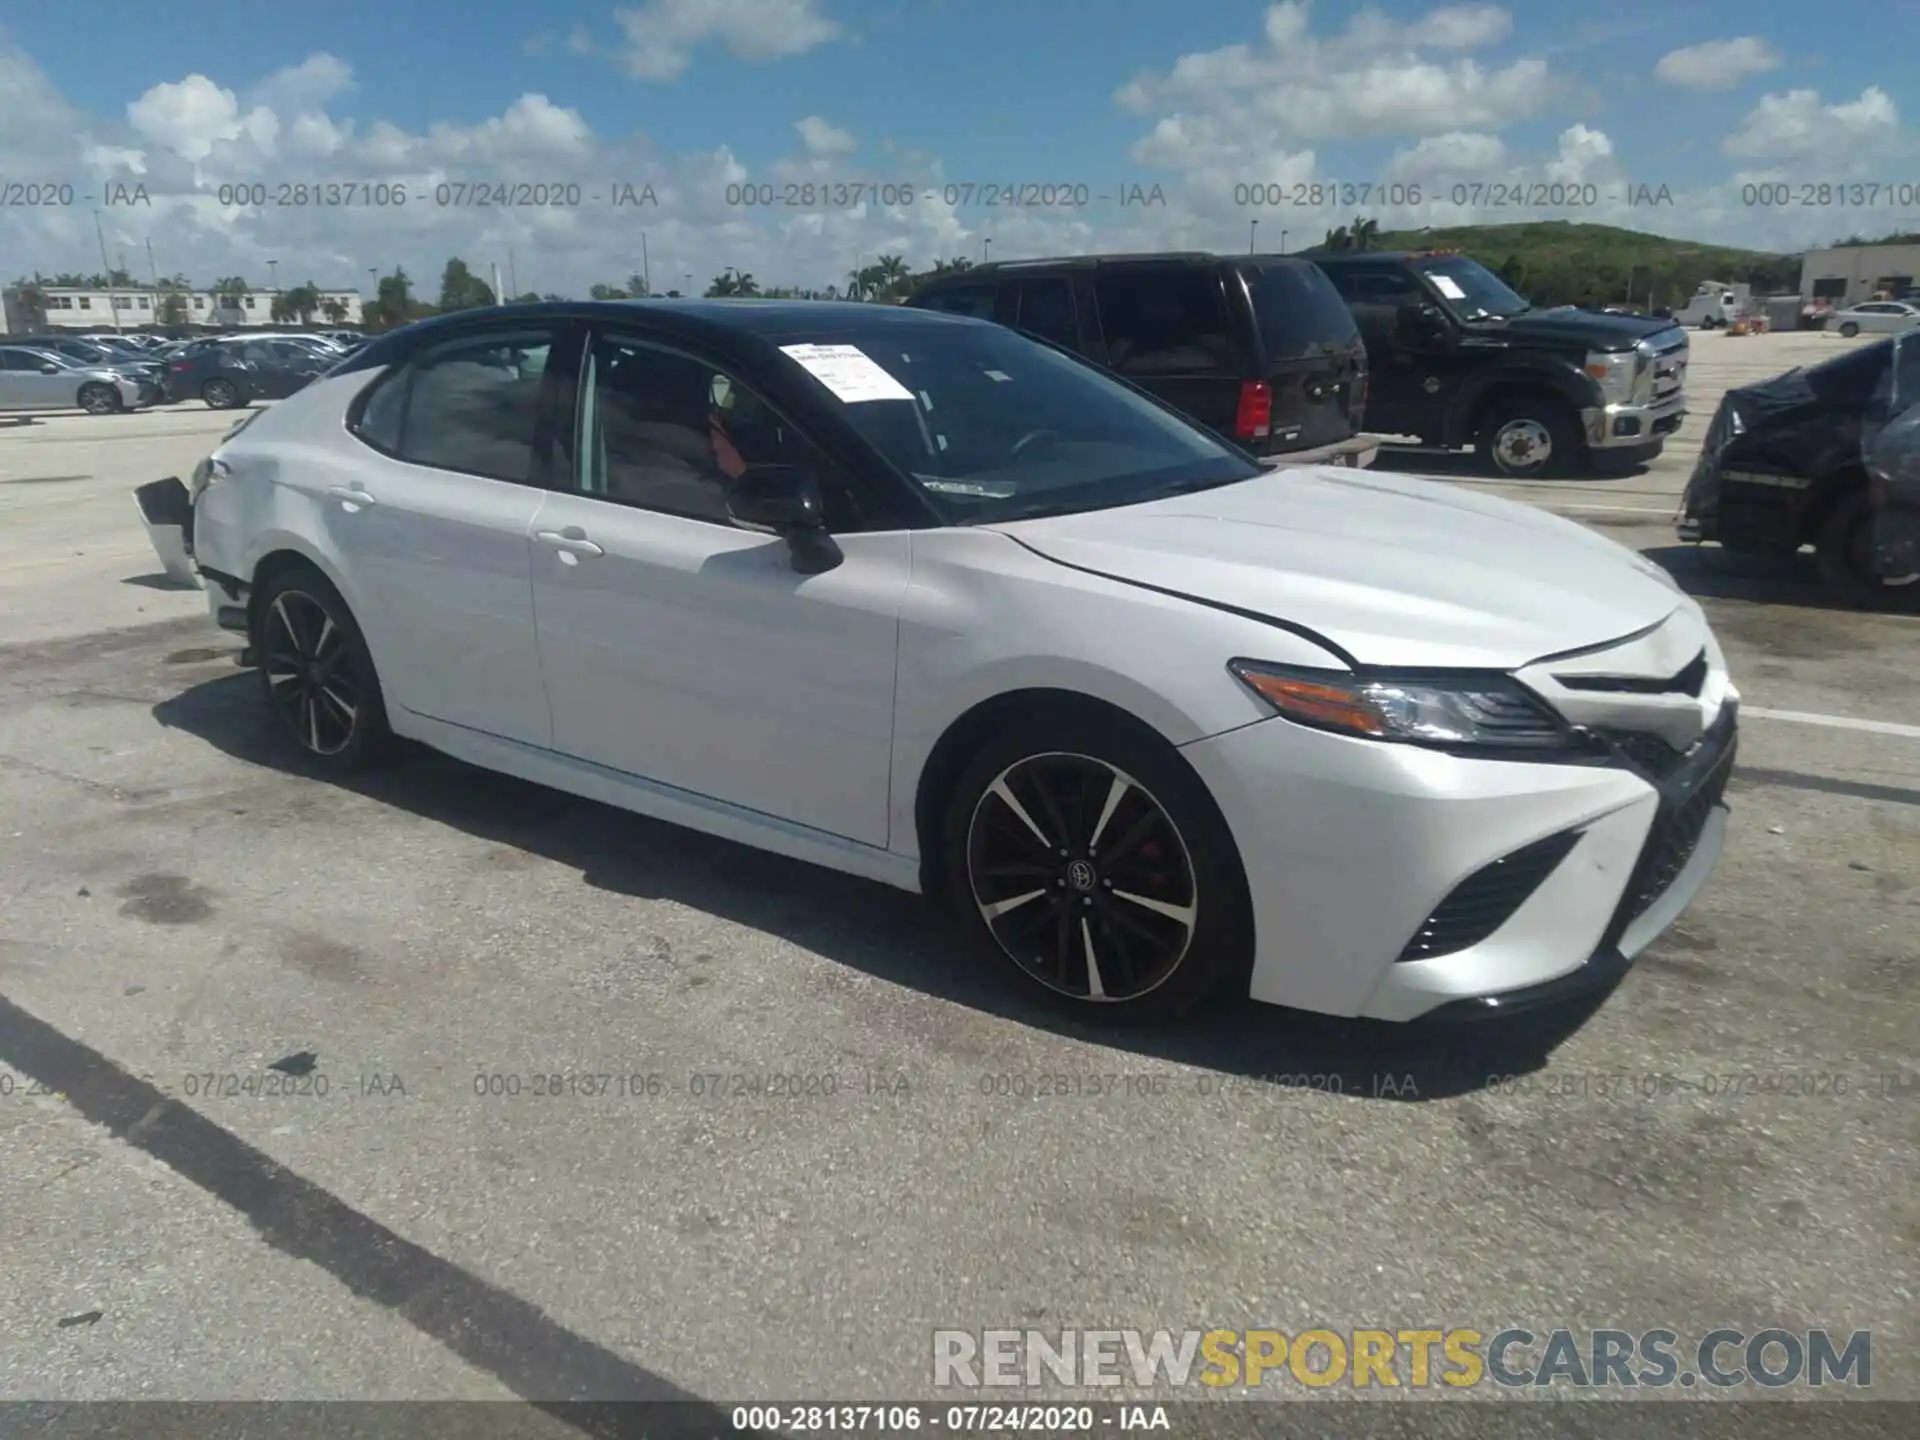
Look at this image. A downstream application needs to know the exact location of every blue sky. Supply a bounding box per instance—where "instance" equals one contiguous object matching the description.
[1,1,1914,293]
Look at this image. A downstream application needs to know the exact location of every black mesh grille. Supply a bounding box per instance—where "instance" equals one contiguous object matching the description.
[1618,739,1735,926]
[1397,830,1582,962]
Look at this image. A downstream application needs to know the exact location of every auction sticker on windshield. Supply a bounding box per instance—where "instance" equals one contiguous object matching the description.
[780,343,915,403]
[1430,274,1467,301]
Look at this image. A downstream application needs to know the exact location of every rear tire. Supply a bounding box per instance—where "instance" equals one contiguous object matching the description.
[939,707,1253,1023]
[202,378,243,410]
[1839,322,1860,339]
[252,565,391,771]
[1815,489,1920,610]
[1474,393,1581,479]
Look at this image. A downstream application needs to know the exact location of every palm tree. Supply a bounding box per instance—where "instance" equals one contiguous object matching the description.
[1322,225,1352,252]
[872,253,911,299]
[1351,216,1381,252]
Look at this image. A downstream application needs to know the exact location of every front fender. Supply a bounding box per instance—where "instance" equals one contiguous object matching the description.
[1443,361,1600,446]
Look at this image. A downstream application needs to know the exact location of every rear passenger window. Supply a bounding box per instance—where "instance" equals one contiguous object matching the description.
[1092,268,1234,376]
[393,333,554,483]
[354,369,408,452]
[1008,278,1079,349]
[1249,263,1359,359]
[919,285,997,319]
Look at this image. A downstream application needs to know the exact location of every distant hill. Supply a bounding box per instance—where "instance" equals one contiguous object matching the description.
[1301,220,1802,311]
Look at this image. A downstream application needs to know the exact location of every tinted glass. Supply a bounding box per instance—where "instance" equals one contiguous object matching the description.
[1091,267,1234,376]
[1009,278,1078,348]
[1325,265,1426,308]
[1248,262,1359,358]
[918,285,997,319]
[581,336,867,529]
[354,370,408,452]
[784,320,1259,524]
[397,332,553,482]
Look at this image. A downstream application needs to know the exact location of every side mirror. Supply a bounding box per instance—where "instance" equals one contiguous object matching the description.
[1395,303,1448,346]
[726,464,843,574]
[41,362,61,374]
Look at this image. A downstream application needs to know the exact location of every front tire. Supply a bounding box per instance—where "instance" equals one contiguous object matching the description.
[202,378,243,410]
[940,710,1253,1022]
[1815,489,1920,610]
[1475,394,1580,479]
[253,566,390,770]
[1839,322,1860,338]
[78,383,122,414]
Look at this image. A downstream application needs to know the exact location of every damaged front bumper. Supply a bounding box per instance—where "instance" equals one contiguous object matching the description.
[133,476,201,588]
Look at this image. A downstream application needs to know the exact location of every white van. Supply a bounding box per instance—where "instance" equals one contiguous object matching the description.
[1673,282,1747,330]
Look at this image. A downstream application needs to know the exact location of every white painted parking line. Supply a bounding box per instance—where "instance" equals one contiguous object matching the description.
[1744,707,1920,740]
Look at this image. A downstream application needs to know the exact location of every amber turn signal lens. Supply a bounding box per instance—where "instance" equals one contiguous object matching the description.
[1233,670,1389,737]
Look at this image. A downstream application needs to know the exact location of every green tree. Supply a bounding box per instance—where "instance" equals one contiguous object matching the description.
[320,296,350,325]
[626,271,650,298]
[211,276,250,309]
[705,268,759,297]
[12,279,49,330]
[512,292,542,304]
[367,269,414,329]
[588,282,629,300]
[437,257,496,311]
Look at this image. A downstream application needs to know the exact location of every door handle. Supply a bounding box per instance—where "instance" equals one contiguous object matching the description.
[535,529,604,557]
[326,485,377,507]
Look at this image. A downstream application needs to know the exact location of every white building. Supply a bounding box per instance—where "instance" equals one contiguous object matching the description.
[1797,244,1920,307]
[1,285,366,334]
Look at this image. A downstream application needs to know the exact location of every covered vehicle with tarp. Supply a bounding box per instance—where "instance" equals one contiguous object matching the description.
[1678,333,1920,607]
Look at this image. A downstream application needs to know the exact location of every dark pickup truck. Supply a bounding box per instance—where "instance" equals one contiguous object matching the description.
[1308,250,1690,478]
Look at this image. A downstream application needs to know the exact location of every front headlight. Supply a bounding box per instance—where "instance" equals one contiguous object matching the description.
[188,455,232,499]
[1582,350,1637,404]
[1228,661,1575,749]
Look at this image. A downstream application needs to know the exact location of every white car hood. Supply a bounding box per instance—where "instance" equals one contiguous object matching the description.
[987,466,1684,670]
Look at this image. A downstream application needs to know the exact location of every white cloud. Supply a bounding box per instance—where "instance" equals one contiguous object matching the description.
[248,53,355,115]
[1723,86,1903,162]
[1653,37,1780,92]
[612,0,841,81]
[795,115,856,155]
[1384,131,1509,179]
[127,75,245,162]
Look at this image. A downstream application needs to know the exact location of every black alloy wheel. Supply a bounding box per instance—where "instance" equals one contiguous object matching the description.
[255,573,388,767]
[967,752,1200,1004]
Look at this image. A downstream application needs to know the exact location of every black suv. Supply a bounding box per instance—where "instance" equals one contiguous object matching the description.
[905,252,1369,461]
[1309,250,1690,478]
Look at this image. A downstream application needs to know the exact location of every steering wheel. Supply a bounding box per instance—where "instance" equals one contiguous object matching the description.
[1010,429,1063,460]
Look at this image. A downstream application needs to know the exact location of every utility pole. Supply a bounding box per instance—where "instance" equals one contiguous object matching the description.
[1250,218,1259,254]
[94,212,122,332]
[507,247,518,300]
[641,232,651,295]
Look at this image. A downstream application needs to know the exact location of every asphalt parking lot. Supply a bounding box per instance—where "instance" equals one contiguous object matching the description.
[0,339,1915,1418]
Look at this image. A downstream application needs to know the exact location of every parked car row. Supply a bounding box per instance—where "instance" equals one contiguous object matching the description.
[0,329,365,414]
[905,248,1692,480]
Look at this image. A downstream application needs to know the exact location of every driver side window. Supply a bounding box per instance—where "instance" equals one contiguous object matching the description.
[577,335,872,530]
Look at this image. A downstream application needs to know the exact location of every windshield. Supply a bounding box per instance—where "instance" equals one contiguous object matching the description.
[1414,255,1531,321]
[781,321,1262,523]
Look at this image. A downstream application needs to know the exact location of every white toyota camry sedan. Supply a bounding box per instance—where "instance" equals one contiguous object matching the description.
[167,300,1737,1023]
